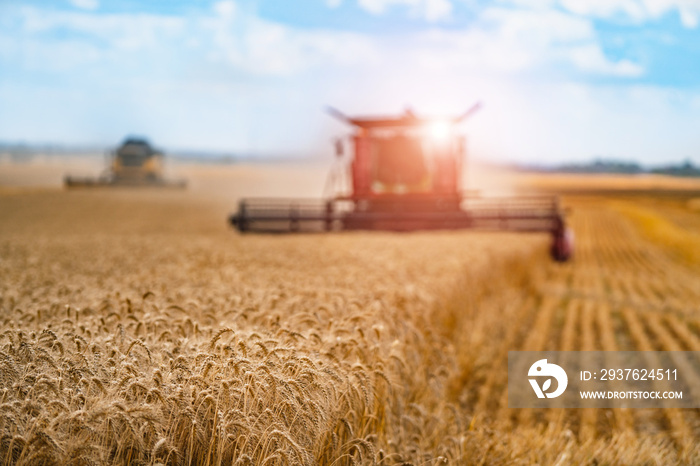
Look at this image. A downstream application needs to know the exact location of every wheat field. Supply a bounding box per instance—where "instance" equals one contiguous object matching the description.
[1,163,699,465]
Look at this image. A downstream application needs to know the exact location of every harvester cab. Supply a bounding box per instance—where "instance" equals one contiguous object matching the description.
[326,106,475,226]
[229,106,573,262]
[64,138,186,188]
[111,138,164,182]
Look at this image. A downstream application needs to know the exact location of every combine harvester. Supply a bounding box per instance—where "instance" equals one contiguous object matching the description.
[65,138,186,188]
[229,105,573,261]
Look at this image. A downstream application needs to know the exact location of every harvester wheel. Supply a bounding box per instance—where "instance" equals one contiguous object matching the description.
[229,213,246,232]
[550,227,574,262]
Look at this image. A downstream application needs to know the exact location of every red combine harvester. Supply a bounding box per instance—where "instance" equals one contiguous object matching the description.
[229,105,573,261]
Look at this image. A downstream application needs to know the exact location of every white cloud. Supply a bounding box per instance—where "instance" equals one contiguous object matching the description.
[640,0,700,24]
[423,0,453,21]
[20,8,185,52]
[7,1,643,79]
[69,0,99,11]
[408,8,643,77]
[568,44,645,76]
[359,0,399,14]
[5,4,380,78]
[201,10,380,75]
[207,2,640,79]
[559,0,700,28]
[560,0,646,21]
[213,0,236,19]
[678,6,699,27]
[325,0,344,7]
[483,7,593,44]
[357,0,453,22]
[500,0,700,28]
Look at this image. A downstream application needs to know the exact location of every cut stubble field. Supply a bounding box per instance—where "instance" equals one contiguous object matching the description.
[1,163,700,465]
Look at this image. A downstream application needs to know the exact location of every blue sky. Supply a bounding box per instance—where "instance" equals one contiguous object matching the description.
[1,0,700,164]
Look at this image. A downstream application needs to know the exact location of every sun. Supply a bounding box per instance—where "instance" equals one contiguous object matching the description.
[426,120,452,142]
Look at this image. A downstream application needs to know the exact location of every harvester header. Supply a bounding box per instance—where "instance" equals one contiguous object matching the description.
[229,106,573,262]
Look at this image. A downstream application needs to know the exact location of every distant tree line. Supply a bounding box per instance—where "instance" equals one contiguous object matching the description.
[525,158,700,177]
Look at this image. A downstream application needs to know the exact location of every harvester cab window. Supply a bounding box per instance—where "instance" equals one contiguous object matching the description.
[119,153,148,167]
[111,139,164,182]
[371,133,430,193]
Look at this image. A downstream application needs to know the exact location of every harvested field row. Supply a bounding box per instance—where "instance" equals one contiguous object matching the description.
[455,200,700,462]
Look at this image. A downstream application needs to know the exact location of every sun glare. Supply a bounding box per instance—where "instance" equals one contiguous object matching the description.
[426,120,452,142]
